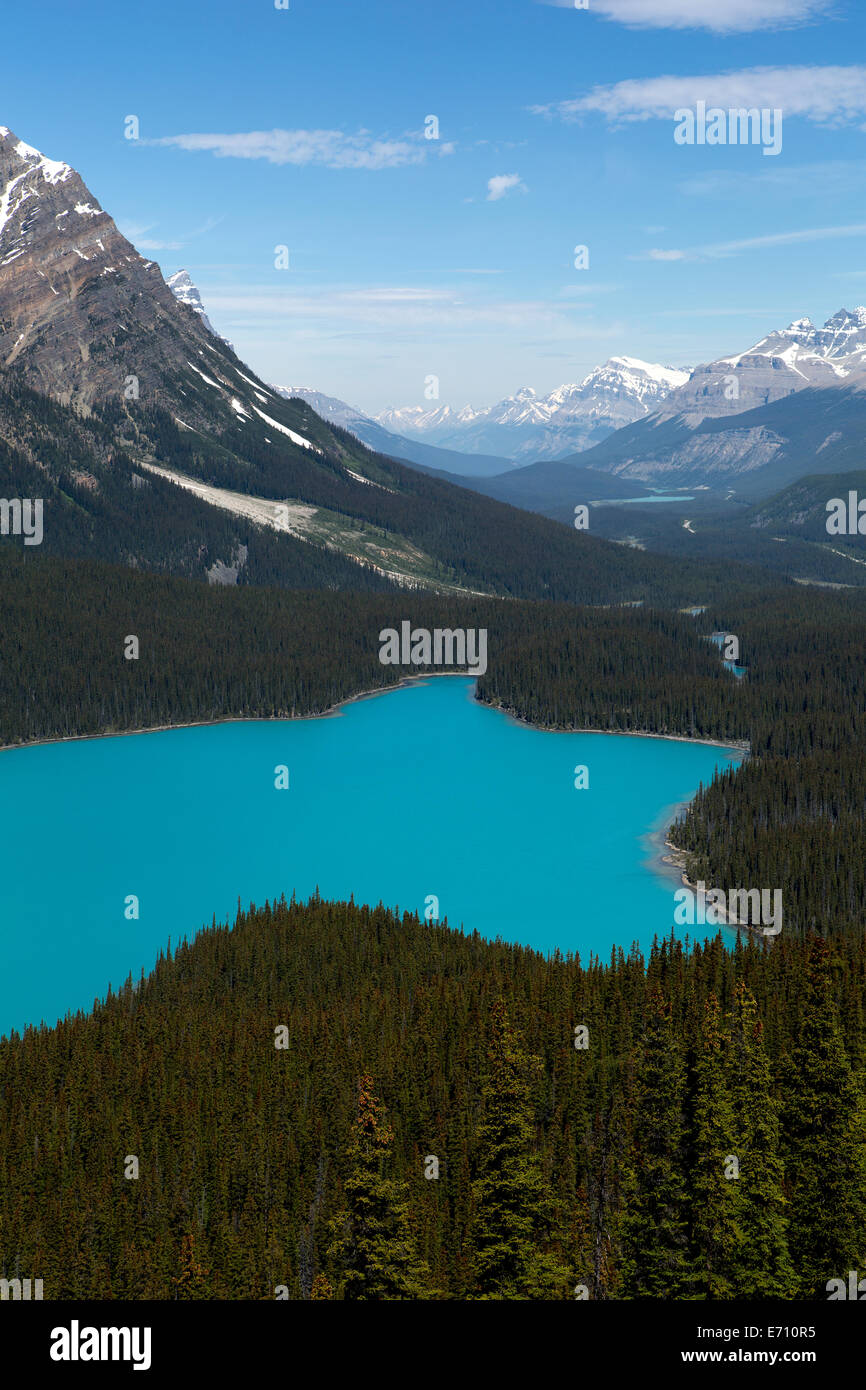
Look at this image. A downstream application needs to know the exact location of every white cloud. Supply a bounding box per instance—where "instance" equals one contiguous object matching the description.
[486,173,527,201]
[636,222,866,262]
[149,128,427,170]
[533,65,866,127]
[118,215,221,252]
[537,0,833,33]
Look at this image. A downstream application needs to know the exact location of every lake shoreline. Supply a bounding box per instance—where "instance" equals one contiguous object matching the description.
[0,676,753,1035]
[656,829,769,941]
[0,673,752,757]
[489,698,749,754]
[0,677,751,920]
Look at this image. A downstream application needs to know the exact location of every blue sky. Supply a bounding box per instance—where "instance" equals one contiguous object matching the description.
[6,0,866,411]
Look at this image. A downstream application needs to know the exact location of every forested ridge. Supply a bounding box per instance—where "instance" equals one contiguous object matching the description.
[1,897,863,1299]
[0,551,749,746]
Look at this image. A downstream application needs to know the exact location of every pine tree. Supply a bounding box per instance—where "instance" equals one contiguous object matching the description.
[728,982,795,1298]
[690,993,745,1298]
[328,1075,431,1300]
[619,993,692,1297]
[171,1232,211,1300]
[469,1001,569,1299]
[782,939,866,1297]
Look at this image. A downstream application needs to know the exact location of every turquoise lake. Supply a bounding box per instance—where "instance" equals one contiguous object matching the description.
[0,678,742,1038]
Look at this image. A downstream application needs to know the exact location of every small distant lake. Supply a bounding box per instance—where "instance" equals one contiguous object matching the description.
[708,632,748,680]
[590,495,696,507]
[0,679,742,1037]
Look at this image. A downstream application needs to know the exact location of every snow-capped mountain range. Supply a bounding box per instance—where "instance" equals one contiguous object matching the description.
[369,307,866,483]
[650,308,866,423]
[567,307,866,496]
[375,358,691,462]
[165,260,866,492]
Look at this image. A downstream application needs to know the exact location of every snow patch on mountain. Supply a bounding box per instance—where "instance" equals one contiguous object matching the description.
[10,135,73,186]
[251,403,322,453]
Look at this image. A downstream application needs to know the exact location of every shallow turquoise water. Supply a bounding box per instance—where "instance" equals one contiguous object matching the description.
[0,678,741,1037]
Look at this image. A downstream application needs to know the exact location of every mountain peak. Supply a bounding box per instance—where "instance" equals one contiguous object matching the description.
[823,305,866,329]
[0,126,73,192]
[0,126,216,406]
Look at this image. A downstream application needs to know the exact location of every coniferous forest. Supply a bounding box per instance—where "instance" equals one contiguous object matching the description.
[1,898,864,1300]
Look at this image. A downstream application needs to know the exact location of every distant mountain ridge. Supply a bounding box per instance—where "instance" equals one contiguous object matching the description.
[375,357,691,462]
[558,308,866,498]
[272,384,513,476]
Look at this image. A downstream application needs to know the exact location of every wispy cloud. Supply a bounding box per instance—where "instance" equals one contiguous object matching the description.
[202,283,615,337]
[655,306,789,317]
[679,160,866,200]
[148,128,433,170]
[532,65,866,127]
[559,282,623,296]
[636,222,866,262]
[135,235,182,251]
[118,216,222,252]
[536,0,834,33]
[486,173,527,201]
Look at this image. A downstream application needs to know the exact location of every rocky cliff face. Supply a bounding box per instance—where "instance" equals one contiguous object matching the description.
[0,126,212,409]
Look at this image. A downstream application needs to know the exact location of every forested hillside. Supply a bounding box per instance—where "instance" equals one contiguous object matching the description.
[0,551,748,748]
[0,369,793,606]
[1,897,863,1299]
